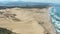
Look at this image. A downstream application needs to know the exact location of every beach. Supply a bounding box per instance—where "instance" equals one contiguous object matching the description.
[0,8,56,34]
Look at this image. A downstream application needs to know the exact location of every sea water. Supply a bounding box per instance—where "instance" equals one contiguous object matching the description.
[49,6,60,34]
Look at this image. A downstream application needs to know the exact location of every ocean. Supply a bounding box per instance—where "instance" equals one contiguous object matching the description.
[49,6,60,34]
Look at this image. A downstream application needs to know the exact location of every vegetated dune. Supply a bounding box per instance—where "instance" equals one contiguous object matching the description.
[0,8,56,34]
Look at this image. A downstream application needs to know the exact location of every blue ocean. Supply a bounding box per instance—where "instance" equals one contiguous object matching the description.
[49,6,60,34]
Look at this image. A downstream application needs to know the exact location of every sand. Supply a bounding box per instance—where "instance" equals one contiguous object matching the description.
[0,8,56,34]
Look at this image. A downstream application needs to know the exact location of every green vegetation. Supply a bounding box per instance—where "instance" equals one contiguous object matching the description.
[0,28,16,34]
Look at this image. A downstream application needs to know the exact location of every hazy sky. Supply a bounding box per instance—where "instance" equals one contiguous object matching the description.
[0,0,60,4]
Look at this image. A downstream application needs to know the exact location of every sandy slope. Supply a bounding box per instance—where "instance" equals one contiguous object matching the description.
[0,8,56,34]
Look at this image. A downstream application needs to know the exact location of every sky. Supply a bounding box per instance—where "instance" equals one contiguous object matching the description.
[0,0,60,4]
